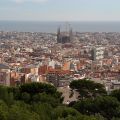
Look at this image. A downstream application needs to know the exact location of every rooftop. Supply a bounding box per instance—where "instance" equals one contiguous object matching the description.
[0,64,9,69]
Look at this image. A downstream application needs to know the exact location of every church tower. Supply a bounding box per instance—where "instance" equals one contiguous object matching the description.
[57,25,73,44]
[69,28,73,42]
[57,27,61,43]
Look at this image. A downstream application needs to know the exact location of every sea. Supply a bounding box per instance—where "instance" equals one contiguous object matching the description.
[0,21,120,33]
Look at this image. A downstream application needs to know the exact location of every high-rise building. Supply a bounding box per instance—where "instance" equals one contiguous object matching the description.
[91,46,104,61]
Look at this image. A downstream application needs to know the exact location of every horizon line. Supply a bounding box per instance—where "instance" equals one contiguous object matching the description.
[1,20,120,22]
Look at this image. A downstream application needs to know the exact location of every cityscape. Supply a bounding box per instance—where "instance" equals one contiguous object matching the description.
[0,28,120,102]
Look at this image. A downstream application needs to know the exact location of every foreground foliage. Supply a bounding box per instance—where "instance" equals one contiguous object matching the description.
[0,80,120,120]
[0,82,103,120]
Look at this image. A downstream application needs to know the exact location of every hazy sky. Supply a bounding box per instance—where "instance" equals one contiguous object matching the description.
[0,0,120,21]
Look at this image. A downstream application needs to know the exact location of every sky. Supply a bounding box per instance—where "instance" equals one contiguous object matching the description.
[0,0,120,21]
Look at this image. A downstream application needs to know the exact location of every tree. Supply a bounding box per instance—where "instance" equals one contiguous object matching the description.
[19,82,63,103]
[19,82,57,95]
[110,89,120,102]
[8,101,40,120]
[0,100,8,120]
[70,79,106,99]
[7,86,21,100]
[0,86,14,105]
[32,103,52,120]
[32,93,61,107]
[52,106,80,119]
[0,83,109,120]
[21,92,31,103]
[73,96,120,120]
[52,106,104,120]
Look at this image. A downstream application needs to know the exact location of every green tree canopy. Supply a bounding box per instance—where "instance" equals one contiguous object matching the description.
[73,96,120,120]
[52,106,104,120]
[9,82,63,104]
[8,101,40,120]
[19,82,57,95]
[0,100,8,120]
[0,82,119,120]
[110,89,120,102]
[70,79,107,99]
